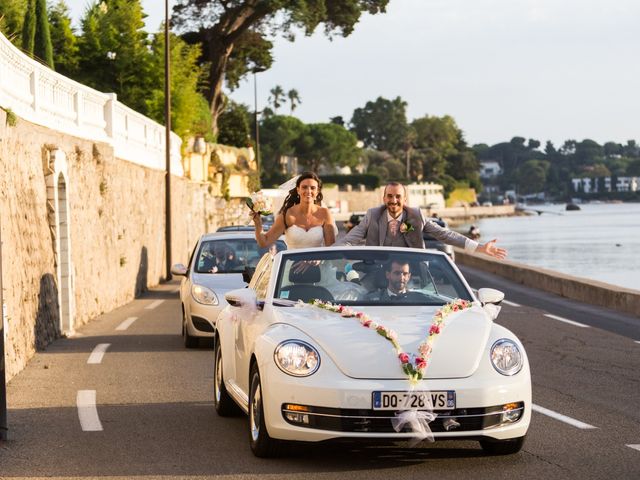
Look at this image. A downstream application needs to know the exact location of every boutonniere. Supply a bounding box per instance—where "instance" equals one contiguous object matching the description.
[399,220,415,233]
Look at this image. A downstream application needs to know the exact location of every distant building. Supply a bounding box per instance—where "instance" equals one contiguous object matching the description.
[406,182,445,209]
[479,161,503,179]
[571,176,638,193]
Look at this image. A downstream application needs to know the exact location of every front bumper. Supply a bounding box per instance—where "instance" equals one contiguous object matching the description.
[258,359,531,443]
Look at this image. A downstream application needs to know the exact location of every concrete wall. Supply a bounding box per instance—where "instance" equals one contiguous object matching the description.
[454,249,640,318]
[0,110,246,379]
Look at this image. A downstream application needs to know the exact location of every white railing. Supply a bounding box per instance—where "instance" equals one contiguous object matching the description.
[0,32,183,175]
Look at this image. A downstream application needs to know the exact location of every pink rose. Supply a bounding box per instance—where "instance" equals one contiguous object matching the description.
[356,311,365,318]
[398,353,410,364]
[429,324,441,335]
[363,320,372,328]
[415,357,427,369]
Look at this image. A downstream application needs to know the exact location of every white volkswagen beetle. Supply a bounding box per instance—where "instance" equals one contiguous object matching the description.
[214,247,531,457]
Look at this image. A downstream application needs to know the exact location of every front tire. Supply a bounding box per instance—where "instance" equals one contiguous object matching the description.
[480,436,525,455]
[249,364,282,457]
[213,339,240,416]
[182,310,198,348]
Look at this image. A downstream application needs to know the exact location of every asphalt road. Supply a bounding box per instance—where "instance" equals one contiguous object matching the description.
[2,267,639,480]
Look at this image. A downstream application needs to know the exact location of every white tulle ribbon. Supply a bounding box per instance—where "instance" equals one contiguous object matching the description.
[278,175,300,192]
[232,289,259,321]
[391,409,437,445]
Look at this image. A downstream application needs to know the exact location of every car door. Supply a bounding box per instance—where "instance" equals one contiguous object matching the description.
[233,253,273,394]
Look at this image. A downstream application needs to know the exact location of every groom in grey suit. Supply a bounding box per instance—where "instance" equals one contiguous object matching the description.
[335,182,507,259]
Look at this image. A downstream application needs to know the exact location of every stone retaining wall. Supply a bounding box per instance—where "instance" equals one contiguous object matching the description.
[0,110,246,379]
[454,249,640,318]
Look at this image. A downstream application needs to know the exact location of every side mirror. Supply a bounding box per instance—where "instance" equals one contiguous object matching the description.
[477,288,505,305]
[225,288,258,308]
[171,263,188,276]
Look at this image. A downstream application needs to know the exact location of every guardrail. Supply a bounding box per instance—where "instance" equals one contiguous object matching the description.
[454,249,640,318]
[0,32,182,175]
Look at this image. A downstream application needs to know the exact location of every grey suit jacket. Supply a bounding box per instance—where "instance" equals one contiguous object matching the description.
[335,205,470,249]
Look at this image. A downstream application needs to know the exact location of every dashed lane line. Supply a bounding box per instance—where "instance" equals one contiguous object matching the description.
[87,343,111,364]
[145,299,165,310]
[627,445,640,452]
[543,313,590,328]
[116,316,138,331]
[77,390,103,431]
[533,404,597,429]
[502,299,521,307]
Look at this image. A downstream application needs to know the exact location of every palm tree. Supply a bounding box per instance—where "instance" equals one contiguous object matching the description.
[269,85,285,113]
[287,88,301,114]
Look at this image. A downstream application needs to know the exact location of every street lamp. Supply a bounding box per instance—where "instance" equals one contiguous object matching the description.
[164,0,172,280]
[252,67,266,178]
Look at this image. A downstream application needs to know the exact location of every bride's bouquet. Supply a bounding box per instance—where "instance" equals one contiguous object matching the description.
[245,191,273,216]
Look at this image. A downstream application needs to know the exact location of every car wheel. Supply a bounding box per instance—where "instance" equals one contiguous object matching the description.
[213,340,240,416]
[249,363,282,457]
[182,310,198,348]
[479,436,525,455]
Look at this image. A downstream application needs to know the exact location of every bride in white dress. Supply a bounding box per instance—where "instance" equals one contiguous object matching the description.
[251,172,337,250]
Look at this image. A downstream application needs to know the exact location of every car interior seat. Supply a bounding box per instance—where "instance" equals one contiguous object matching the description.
[279,262,334,303]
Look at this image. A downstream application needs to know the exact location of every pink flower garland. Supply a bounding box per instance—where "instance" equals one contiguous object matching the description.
[311,298,472,385]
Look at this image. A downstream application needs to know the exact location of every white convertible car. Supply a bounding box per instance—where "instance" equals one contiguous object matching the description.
[214,247,531,457]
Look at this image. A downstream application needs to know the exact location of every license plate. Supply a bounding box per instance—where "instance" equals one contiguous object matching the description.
[372,390,455,410]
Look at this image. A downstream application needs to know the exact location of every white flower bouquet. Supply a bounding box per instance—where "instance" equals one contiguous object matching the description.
[245,191,273,216]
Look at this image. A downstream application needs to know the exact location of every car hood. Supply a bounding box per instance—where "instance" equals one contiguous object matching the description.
[272,304,492,379]
[191,272,246,294]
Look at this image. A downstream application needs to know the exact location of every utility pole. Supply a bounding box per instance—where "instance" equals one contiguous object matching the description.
[253,71,261,176]
[0,215,7,441]
[164,0,172,281]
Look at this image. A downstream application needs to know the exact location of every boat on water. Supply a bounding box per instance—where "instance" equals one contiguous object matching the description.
[566,203,581,211]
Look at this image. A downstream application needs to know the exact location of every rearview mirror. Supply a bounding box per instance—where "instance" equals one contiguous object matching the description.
[477,288,505,305]
[225,288,258,308]
[171,263,188,276]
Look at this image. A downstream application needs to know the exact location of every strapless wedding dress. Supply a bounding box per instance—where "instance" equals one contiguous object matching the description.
[284,225,326,249]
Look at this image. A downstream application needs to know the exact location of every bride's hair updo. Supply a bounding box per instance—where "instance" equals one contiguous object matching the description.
[279,171,324,215]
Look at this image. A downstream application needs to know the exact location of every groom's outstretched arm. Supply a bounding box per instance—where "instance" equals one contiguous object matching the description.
[422,217,507,259]
[334,210,371,246]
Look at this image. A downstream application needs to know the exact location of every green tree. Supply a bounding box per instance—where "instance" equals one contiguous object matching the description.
[172,0,390,137]
[294,122,359,173]
[0,0,27,44]
[517,160,549,194]
[269,85,285,113]
[22,0,54,67]
[77,0,151,113]
[145,29,211,139]
[627,159,640,176]
[350,96,408,152]
[49,0,78,76]
[287,88,301,114]
[259,115,306,185]
[218,101,252,147]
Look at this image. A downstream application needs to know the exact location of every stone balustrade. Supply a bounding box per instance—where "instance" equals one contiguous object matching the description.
[0,32,182,175]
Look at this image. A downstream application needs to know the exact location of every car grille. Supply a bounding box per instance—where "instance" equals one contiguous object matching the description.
[281,403,524,433]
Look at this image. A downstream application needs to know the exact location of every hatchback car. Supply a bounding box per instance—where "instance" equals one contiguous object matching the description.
[171,232,286,347]
[214,246,530,456]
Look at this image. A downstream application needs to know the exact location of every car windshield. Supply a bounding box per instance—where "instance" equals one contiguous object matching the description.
[196,238,286,274]
[274,250,473,306]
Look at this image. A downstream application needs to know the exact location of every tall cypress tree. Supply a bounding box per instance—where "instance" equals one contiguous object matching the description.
[21,0,36,53]
[21,0,54,68]
[33,0,53,67]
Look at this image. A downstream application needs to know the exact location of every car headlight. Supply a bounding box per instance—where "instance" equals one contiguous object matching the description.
[490,339,523,375]
[274,340,320,377]
[191,284,218,305]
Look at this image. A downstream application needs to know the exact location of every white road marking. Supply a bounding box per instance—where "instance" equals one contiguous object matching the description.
[77,390,103,431]
[543,313,590,328]
[116,317,138,331]
[635,341,640,345]
[87,343,111,364]
[627,444,640,452]
[532,404,597,429]
[145,299,165,310]
[502,299,521,307]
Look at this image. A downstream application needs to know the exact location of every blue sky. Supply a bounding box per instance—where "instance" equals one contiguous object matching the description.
[64,0,640,147]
